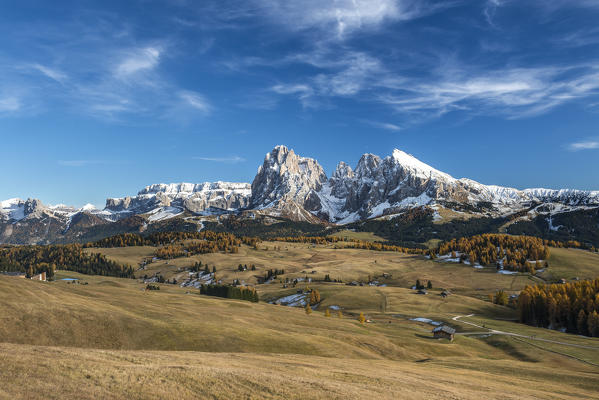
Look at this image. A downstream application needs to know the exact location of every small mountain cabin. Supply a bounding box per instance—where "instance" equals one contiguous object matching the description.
[433,325,455,341]
[30,271,46,281]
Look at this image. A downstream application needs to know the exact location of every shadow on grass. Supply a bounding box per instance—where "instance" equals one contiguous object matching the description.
[483,336,539,362]
[415,333,445,341]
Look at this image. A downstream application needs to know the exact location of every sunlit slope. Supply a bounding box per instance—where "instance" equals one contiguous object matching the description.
[1,342,598,400]
[87,242,564,295]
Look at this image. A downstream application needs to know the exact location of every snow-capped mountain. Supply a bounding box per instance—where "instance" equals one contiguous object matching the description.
[251,146,599,223]
[1,144,598,244]
[0,198,108,223]
[105,182,251,221]
[250,145,327,222]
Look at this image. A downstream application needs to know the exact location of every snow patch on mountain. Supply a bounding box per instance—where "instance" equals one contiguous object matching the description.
[105,181,251,219]
[147,206,184,222]
[2,145,598,228]
[0,198,25,221]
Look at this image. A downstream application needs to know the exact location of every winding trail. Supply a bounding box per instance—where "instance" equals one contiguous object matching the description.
[452,314,599,350]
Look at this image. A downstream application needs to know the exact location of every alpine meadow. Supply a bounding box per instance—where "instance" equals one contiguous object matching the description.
[2,1,599,399]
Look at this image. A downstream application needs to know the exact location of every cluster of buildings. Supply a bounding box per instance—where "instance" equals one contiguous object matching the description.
[0,271,46,281]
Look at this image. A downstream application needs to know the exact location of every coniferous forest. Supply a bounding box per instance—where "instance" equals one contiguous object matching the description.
[0,244,135,278]
[518,279,599,337]
[199,284,259,302]
[436,234,588,272]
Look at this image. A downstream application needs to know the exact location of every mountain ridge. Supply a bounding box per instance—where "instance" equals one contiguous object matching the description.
[1,145,598,244]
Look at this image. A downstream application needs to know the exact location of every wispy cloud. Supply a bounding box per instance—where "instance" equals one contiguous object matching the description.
[30,63,67,83]
[269,51,384,107]
[0,96,21,112]
[271,55,599,120]
[254,0,453,39]
[116,47,161,78]
[193,155,245,163]
[271,84,315,108]
[0,33,212,122]
[568,139,599,151]
[363,120,402,131]
[179,90,212,114]
[483,0,507,27]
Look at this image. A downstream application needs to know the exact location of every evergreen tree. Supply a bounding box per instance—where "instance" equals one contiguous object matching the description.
[589,311,599,337]
[324,308,331,317]
[305,304,312,315]
[427,280,433,289]
[577,309,588,336]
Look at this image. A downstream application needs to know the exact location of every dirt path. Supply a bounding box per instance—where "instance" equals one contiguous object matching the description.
[452,314,599,350]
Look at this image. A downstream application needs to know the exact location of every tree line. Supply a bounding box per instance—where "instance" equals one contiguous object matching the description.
[518,279,599,337]
[154,239,239,259]
[83,231,262,260]
[271,235,425,254]
[0,244,134,278]
[436,234,552,272]
[199,284,259,302]
[87,231,261,249]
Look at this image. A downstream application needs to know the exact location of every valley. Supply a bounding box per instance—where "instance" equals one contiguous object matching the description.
[2,236,599,398]
[5,1,599,398]
[2,146,598,399]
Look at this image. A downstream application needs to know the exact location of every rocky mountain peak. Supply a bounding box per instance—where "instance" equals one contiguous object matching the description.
[2,144,599,241]
[22,198,48,219]
[332,161,354,180]
[387,149,454,182]
[250,145,327,220]
[354,153,382,178]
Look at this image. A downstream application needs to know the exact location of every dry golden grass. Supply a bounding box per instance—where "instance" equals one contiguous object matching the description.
[433,206,477,224]
[88,242,544,297]
[4,242,599,399]
[539,247,599,281]
[1,342,598,400]
[329,229,386,242]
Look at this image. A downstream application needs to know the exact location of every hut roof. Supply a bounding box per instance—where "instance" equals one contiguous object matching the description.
[433,325,456,334]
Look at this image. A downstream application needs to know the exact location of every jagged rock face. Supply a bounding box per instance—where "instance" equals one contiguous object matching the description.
[250,145,327,220]
[321,150,460,221]
[23,198,47,218]
[2,145,599,243]
[311,148,599,222]
[244,145,599,223]
[105,182,251,216]
[329,162,355,199]
[183,186,250,213]
[1,198,25,221]
[523,188,599,205]
[1,198,46,222]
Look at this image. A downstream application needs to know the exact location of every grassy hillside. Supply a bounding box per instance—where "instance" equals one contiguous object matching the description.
[2,342,598,400]
[538,247,599,281]
[4,240,599,398]
[2,273,599,399]
[88,240,551,305]
[329,229,386,242]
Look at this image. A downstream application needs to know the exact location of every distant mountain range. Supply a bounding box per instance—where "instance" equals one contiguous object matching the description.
[2,145,598,244]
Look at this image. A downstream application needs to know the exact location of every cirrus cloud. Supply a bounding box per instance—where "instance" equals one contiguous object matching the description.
[568,139,599,151]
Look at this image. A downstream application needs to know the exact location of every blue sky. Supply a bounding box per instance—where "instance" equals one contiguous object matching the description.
[1,0,599,207]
